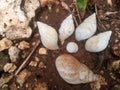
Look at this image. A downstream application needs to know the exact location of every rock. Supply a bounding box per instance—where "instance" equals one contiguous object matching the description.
[18,41,30,50]
[39,62,46,69]
[3,63,13,72]
[0,38,12,51]
[5,25,32,40]
[8,46,20,62]
[39,48,47,55]
[9,64,17,73]
[29,57,39,67]
[24,0,40,20]
[3,63,16,73]
[0,74,13,87]
[0,0,40,39]
[16,69,31,87]
[0,0,26,28]
[112,60,120,70]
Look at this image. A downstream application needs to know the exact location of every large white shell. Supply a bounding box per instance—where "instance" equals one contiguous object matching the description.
[75,13,97,41]
[85,31,112,52]
[55,54,98,84]
[59,14,75,45]
[66,42,78,53]
[37,22,59,50]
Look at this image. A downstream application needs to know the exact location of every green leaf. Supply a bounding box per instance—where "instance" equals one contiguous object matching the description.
[77,0,88,11]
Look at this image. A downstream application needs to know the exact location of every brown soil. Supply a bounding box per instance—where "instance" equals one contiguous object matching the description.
[5,0,120,90]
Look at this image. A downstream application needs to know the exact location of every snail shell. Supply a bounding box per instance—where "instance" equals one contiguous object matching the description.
[55,54,98,84]
[37,21,59,50]
[59,14,75,45]
[66,42,78,53]
[85,31,112,52]
[75,13,97,41]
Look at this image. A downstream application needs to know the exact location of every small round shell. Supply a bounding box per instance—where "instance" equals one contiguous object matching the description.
[66,42,78,53]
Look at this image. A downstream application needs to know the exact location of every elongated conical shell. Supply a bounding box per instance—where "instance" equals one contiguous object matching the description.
[59,14,75,45]
[37,22,59,50]
[85,31,112,52]
[55,54,98,84]
[75,13,97,41]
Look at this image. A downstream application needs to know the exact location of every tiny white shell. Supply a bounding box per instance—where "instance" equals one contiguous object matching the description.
[66,42,78,53]
[37,21,59,50]
[75,13,97,41]
[85,31,112,52]
[55,54,98,84]
[59,14,75,45]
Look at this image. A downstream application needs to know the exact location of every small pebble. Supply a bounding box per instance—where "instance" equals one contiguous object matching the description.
[29,61,38,67]
[16,69,31,86]
[39,48,47,55]
[18,41,30,50]
[8,64,17,73]
[3,63,13,72]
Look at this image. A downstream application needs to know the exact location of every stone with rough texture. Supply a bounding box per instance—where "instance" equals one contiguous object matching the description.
[0,38,12,51]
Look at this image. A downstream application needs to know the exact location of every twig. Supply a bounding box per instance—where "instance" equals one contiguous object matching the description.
[14,40,40,76]
[95,4,107,31]
[73,0,81,23]
[61,1,79,26]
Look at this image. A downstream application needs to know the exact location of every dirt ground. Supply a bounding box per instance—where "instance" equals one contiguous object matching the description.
[0,0,120,90]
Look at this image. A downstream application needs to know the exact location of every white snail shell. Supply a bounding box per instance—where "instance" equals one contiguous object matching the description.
[37,21,59,50]
[59,14,75,45]
[66,42,78,53]
[55,54,98,84]
[75,13,97,41]
[85,31,112,52]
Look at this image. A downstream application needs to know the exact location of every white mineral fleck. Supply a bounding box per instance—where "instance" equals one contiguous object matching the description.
[8,64,17,73]
[24,0,40,20]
